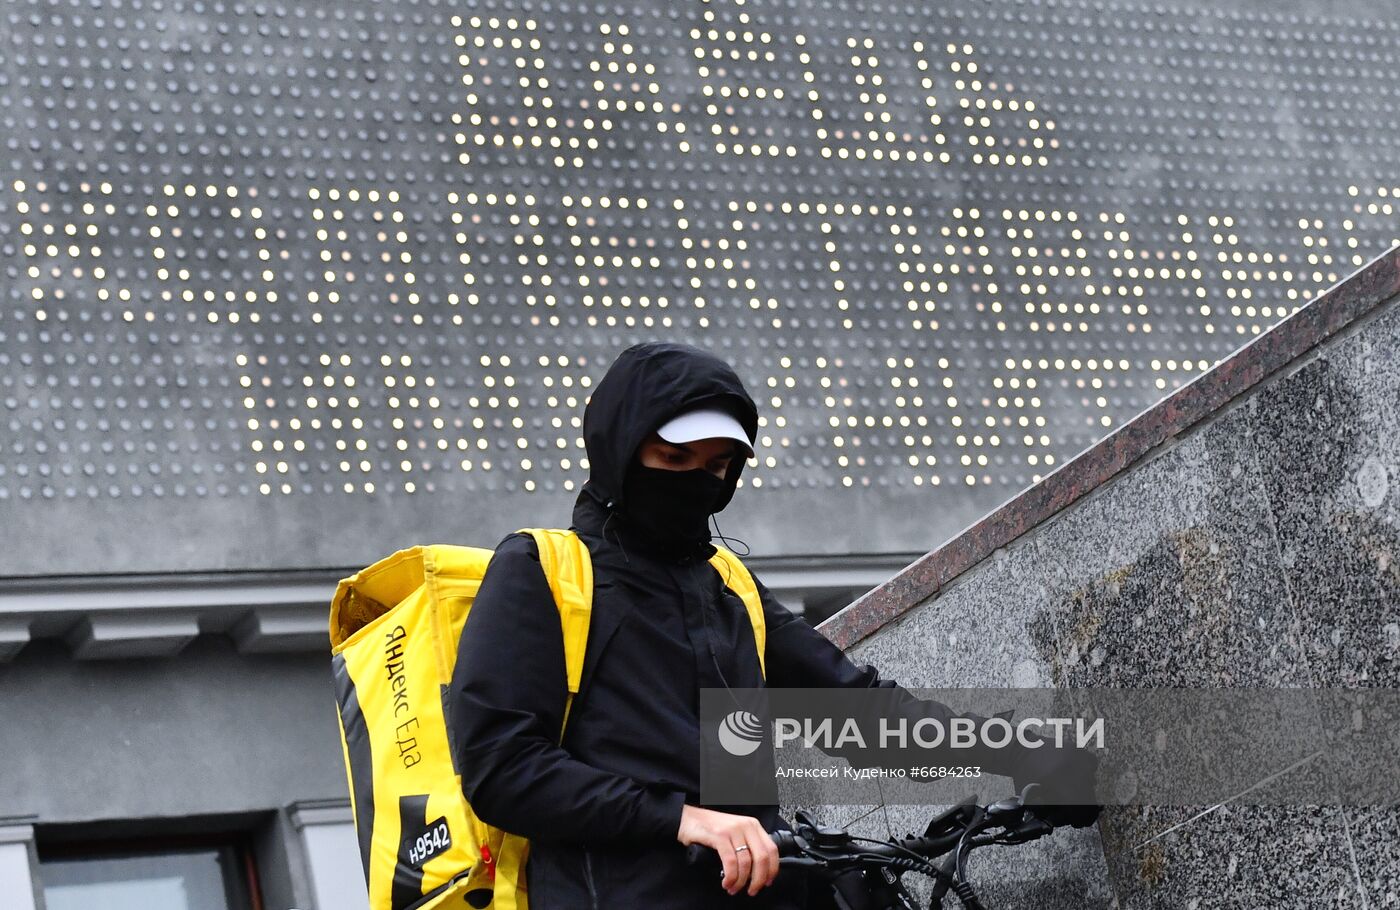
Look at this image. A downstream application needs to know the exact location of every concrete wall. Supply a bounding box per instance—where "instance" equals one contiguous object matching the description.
[840,292,1399,906]
[0,639,346,824]
[0,638,362,909]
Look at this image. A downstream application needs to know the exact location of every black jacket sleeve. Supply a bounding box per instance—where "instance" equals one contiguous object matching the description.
[756,574,887,690]
[753,573,1032,779]
[449,533,686,845]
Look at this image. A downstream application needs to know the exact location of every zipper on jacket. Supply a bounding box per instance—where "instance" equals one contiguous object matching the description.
[686,561,735,692]
[582,848,600,910]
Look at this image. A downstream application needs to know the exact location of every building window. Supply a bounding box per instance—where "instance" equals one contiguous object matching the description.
[39,842,259,910]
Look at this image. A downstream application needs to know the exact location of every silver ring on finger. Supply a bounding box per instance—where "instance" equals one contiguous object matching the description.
[734,844,750,854]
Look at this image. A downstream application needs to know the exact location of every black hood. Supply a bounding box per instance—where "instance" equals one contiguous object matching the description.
[578,342,759,515]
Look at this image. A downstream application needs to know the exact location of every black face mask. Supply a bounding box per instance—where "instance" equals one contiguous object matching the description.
[620,465,727,556]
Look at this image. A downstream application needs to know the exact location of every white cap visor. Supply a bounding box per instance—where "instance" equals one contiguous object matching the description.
[655,408,753,457]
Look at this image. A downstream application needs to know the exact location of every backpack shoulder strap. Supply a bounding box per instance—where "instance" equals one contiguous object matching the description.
[708,546,767,679]
[519,528,593,733]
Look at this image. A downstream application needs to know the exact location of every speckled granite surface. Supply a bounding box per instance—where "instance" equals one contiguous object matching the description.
[818,279,1399,906]
[844,539,1118,909]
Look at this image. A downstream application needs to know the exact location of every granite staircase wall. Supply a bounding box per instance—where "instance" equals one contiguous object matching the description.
[814,247,1400,908]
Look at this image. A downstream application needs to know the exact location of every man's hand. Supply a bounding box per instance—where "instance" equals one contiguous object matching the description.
[676,805,780,897]
[1014,741,1102,829]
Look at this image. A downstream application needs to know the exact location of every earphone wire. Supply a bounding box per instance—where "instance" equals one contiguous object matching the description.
[709,514,751,558]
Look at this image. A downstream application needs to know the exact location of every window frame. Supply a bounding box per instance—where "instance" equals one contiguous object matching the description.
[36,830,264,910]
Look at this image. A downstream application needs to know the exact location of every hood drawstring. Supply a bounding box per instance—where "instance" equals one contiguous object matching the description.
[709,514,751,558]
[601,500,631,566]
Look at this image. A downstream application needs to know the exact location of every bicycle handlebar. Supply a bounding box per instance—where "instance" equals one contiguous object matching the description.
[683,787,1058,909]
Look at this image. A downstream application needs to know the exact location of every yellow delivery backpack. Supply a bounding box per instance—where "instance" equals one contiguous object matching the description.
[328,528,766,910]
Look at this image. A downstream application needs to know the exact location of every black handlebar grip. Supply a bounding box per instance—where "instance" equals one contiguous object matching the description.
[684,831,791,872]
[771,829,800,855]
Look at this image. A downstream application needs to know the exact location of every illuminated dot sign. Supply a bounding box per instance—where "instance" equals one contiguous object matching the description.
[0,0,1397,528]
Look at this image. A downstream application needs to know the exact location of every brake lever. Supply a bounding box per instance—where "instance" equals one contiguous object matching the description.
[921,794,978,838]
[990,816,1054,846]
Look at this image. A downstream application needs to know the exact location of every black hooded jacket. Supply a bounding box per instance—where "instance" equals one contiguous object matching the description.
[447,343,1040,908]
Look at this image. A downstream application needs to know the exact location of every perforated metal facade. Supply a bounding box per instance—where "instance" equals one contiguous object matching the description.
[2,0,1398,574]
